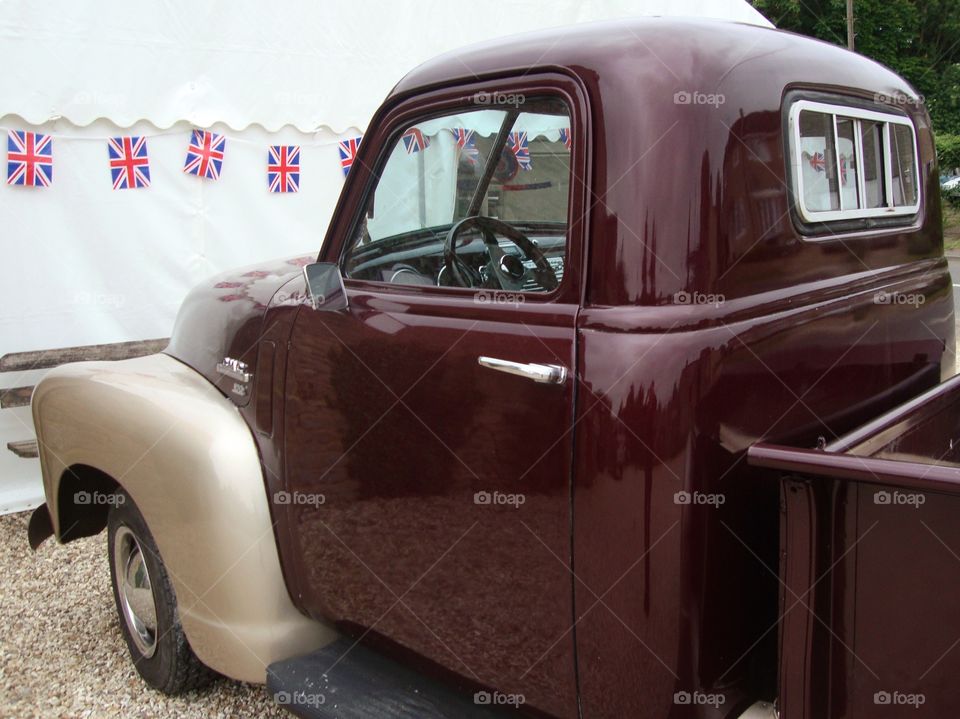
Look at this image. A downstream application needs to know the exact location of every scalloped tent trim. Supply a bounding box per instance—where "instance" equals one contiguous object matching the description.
[0,0,773,135]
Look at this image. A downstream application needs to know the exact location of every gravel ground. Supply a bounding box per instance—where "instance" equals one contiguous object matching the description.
[0,511,286,719]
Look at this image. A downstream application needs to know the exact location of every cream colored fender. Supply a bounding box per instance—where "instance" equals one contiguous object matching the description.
[32,353,336,683]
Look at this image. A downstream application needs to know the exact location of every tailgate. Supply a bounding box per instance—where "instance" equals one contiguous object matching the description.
[748,374,960,718]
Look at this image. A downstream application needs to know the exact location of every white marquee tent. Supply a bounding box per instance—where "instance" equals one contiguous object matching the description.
[0,0,773,512]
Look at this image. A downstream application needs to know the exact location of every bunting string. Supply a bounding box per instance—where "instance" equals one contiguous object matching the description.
[3,121,569,192]
[3,125,365,193]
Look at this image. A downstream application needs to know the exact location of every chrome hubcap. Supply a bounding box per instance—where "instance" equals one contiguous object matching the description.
[114,526,158,658]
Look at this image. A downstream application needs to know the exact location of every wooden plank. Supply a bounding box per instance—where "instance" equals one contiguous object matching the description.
[0,385,33,409]
[7,440,38,459]
[0,338,169,373]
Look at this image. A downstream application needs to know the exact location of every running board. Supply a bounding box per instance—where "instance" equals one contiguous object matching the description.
[267,638,510,718]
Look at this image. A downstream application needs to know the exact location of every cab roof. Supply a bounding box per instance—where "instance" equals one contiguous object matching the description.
[392,17,916,104]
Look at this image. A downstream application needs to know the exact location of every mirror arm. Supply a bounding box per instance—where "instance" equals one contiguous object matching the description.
[466,109,519,217]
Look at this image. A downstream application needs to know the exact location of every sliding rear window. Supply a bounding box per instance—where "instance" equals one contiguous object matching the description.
[788,99,920,228]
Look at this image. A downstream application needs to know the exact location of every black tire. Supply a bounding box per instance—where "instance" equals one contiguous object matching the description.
[107,489,215,694]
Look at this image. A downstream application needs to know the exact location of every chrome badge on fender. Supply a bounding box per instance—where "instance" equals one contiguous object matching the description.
[216,357,251,397]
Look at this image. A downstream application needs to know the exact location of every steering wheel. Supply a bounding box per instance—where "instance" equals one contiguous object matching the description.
[442,216,559,292]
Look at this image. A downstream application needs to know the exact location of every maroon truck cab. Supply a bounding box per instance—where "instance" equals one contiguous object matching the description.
[35,16,957,719]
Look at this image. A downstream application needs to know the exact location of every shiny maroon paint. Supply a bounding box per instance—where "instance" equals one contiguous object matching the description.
[166,253,314,406]
[163,17,954,719]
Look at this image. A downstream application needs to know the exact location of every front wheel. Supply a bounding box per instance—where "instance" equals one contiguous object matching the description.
[107,490,215,694]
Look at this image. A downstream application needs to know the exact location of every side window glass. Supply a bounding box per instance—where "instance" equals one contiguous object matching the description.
[799,110,840,212]
[890,124,918,207]
[860,120,885,208]
[836,117,859,209]
[342,98,572,294]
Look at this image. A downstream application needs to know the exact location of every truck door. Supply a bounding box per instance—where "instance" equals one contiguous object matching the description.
[280,77,590,718]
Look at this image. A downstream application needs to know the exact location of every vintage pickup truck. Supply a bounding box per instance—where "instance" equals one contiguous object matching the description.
[27,15,959,719]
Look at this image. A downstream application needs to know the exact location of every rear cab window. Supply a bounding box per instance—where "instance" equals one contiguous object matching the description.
[788,98,920,229]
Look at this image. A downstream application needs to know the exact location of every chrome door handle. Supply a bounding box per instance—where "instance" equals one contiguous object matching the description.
[478,356,568,385]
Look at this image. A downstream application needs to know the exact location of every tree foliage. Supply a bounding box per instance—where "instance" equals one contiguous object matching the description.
[938,133,960,175]
[751,0,960,133]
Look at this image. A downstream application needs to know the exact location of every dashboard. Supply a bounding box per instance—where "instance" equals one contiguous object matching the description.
[344,227,567,293]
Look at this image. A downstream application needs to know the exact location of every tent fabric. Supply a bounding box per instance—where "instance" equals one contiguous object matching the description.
[0,117,340,513]
[0,119,342,353]
[0,0,773,134]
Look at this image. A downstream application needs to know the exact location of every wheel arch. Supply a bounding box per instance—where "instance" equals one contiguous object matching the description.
[54,463,119,542]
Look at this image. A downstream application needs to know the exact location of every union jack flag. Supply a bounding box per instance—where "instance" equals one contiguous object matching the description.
[268,145,300,193]
[108,136,150,190]
[508,131,532,171]
[808,151,826,173]
[184,129,225,180]
[338,136,362,177]
[7,131,53,187]
[839,154,848,185]
[559,128,572,150]
[402,127,430,155]
[452,128,479,165]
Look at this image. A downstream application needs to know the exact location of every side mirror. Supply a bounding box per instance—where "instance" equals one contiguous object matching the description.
[302,262,348,312]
